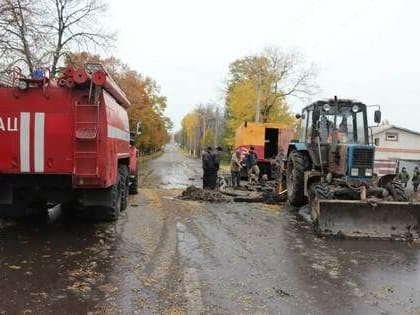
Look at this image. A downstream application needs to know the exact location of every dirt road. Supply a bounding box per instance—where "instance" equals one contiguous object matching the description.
[0,143,419,314]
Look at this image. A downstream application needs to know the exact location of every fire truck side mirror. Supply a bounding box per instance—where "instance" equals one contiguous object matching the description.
[313,107,320,124]
[130,132,136,145]
[374,110,381,124]
[136,122,142,135]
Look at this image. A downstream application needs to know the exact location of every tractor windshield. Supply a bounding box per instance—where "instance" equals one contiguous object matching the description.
[316,104,367,145]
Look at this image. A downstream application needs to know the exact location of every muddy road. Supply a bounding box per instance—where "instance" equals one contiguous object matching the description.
[0,143,419,314]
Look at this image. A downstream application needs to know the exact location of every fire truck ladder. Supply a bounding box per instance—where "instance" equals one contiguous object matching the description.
[74,98,100,178]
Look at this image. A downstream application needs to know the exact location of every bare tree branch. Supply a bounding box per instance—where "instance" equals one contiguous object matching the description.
[0,0,114,75]
[227,47,318,123]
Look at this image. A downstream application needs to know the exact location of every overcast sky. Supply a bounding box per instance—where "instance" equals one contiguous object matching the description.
[105,0,420,131]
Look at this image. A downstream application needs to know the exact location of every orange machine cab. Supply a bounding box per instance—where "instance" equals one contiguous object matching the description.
[235,122,293,178]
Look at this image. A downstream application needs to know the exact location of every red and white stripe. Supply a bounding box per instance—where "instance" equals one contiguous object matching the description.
[19,112,45,173]
[374,159,397,177]
[107,124,130,141]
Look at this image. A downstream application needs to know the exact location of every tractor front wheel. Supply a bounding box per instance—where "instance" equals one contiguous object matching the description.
[309,183,332,225]
[387,180,408,201]
[286,151,306,207]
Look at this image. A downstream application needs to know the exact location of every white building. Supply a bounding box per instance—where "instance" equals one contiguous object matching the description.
[372,124,420,161]
[372,124,420,189]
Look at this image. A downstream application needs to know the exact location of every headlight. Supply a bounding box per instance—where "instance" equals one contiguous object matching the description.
[323,104,331,112]
[352,105,360,113]
[351,168,359,176]
[365,168,373,177]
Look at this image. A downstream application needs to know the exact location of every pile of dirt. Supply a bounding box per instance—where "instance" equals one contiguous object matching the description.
[244,180,277,192]
[261,191,287,204]
[232,191,287,204]
[178,186,230,202]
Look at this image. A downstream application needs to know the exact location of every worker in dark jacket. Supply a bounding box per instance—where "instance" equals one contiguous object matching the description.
[202,147,214,189]
[208,146,223,190]
[398,167,410,187]
[412,166,420,192]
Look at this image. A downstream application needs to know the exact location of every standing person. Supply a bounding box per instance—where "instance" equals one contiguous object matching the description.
[274,147,285,179]
[246,146,260,181]
[231,150,242,188]
[397,167,410,188]
[412,166,420,192]
[209,146,223,190]
[202,147,213,189]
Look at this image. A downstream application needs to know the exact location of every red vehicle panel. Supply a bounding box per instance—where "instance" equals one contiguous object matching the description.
[0,64,139,220]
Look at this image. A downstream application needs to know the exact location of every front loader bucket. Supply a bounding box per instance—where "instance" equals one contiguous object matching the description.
[317,200,420,239]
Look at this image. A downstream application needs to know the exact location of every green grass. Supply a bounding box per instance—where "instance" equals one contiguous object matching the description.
[138,150,164,163]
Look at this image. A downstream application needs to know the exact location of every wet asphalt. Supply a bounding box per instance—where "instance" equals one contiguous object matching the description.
[0,143,419,314]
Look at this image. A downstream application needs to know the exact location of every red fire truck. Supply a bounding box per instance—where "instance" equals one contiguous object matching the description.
[0,64,139,221]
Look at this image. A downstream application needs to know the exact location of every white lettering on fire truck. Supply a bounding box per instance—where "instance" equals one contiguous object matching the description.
[0,117,18,132]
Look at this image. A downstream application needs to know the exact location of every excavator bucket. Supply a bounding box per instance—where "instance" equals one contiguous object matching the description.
[316,200,420,239]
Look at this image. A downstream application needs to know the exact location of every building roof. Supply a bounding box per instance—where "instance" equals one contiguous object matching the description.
[371,124,420,137]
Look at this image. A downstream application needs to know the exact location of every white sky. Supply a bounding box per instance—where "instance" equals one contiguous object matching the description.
[105,0,420,131]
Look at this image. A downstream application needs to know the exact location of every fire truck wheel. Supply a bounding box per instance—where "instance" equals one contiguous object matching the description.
[0,204,26,218]
[129,168,139,195]
[119,165,129,211]
[102,174,122,222]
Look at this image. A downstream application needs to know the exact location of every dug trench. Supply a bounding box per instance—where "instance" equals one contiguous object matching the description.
[0,142,420,314]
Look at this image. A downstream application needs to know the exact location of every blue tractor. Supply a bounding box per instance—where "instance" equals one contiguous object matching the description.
[286,97,420,239]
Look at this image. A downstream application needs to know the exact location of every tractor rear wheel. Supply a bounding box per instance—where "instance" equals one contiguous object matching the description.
[286,151,306,207]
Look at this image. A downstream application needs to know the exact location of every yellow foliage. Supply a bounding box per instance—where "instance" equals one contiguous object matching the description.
[181,112,200,146]
[225,79,295,145]
[201,129,215,148]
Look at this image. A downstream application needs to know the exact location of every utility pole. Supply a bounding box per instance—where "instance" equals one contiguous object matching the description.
[214,107,219,147]
[255,72,262,123]
[202,114,207,152]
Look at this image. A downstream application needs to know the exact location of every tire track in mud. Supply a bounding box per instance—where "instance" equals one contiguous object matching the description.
[155,191,229,314]
[139,169,154,187]
[132,189,186,312]
[92,189,185,313]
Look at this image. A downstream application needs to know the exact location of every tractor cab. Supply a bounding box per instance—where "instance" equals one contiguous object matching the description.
[295,98,379,181]
[299,99,369,146]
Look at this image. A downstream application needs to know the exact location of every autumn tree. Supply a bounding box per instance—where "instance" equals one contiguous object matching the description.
[178,104,224,157]
[224,47,317,145]
[180,112,200,156]
[45,0,113,75]
[0,0,113,75]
